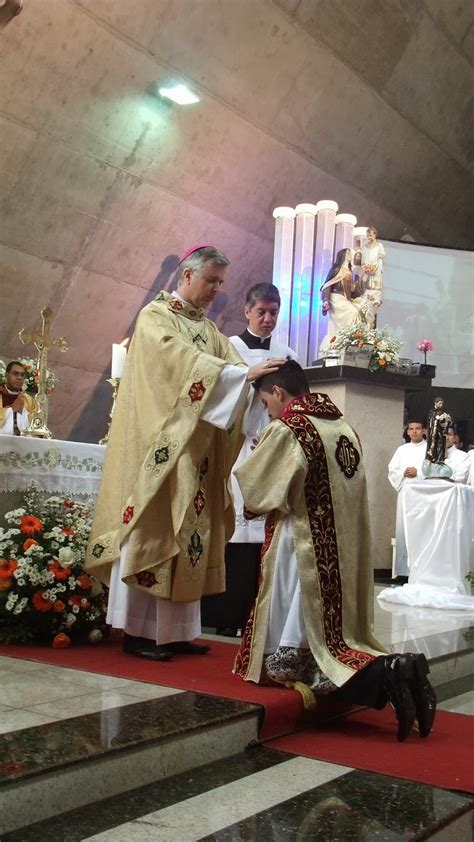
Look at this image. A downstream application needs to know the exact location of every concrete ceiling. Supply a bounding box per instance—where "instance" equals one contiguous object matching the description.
[0,0,473,441]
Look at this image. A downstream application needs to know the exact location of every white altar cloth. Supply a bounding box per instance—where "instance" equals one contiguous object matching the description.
[378,479,474,611]
[0,435,105,498]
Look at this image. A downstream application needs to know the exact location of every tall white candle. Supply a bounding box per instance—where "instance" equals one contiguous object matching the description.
[111,341,128,379]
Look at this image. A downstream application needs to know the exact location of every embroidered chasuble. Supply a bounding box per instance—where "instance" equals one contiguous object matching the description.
[233,393,385,689]
[85,292,246,602]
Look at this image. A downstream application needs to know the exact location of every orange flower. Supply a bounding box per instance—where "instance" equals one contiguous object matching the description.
[53,600,66,612]
[77,575,92,590]
[0,578,12,591]
[52,632,70,649]
[358,342,364,347]
[32,590,53,612]
[63,501,74,508]
[48,561,70,581]
[378,359,386,366]
[23,538,38,551]
[62,528,75,536]
[0,559,18,579]
[20,515,43,536]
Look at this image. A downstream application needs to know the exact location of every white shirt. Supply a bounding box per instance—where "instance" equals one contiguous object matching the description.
[388,440,427,492]
[445,446,470,483]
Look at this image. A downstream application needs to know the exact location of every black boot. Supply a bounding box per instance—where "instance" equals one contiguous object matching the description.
[384,655,417,742]
[406,654,437,737]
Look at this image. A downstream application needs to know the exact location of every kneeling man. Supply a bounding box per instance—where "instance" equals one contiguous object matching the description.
[233,361,436,742]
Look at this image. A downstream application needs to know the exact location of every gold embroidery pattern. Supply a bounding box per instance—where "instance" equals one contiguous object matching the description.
[283,413,375,671]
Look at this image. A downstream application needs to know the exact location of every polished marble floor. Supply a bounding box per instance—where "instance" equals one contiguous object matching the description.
[0,588,473,840]
[0,587,472,734]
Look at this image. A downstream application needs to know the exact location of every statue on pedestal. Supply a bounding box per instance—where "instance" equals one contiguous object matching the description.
[422,397,453,479]
[360,226,385,327]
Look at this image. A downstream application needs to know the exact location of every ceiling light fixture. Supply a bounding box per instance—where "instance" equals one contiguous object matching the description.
[158,83,200,106]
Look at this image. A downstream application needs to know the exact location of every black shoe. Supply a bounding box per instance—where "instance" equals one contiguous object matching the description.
[216,627,238,637]
[122,634,173,661]
[122,632,151,654]
[167,641,211,655]
[407,654,437,737]
[133,645,173,661]
[384,655,417,742]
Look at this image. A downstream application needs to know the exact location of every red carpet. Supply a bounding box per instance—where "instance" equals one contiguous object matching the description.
[265,705,474,793]
[0,639,345,740]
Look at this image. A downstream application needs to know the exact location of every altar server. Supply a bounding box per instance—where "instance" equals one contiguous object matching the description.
[445,425,470,483]
[388,421,427,581]
[233,361,436,742]
[86,246,285,661]
[0,361,36,436]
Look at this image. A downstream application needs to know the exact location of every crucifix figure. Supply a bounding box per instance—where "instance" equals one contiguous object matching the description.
[18,306,69,438]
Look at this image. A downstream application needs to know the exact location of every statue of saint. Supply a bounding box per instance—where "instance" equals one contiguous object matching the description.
[422,397,453,479]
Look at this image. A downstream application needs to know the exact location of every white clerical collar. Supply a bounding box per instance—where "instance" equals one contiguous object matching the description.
[247,327,272,344]
[5,387,20,396]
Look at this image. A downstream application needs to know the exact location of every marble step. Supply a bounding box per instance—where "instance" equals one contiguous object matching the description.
[2,746,472,841]
[0,691,260,835]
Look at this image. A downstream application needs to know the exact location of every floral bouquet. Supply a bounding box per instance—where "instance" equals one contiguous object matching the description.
[417,339,433,364]
[363,263,378,275]
[0,484,107,645]
[329,322,403,373]
[0,358,58,395]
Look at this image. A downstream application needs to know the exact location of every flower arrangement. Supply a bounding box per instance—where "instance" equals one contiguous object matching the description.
[0,483,107,645]
[329,322,403,373]
[417,339,433,365]
[0,358,58,395]
[363,263,378,274]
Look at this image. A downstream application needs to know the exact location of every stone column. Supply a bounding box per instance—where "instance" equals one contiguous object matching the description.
[272,206,296,347]
[289,203,317,364]
[309,200,338,362]
[334,213,357,255]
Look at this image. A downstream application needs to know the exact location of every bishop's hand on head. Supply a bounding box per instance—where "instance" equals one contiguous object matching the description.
[246,357,287,382]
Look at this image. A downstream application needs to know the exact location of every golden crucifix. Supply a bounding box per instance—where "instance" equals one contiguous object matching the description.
[18,306,69,438]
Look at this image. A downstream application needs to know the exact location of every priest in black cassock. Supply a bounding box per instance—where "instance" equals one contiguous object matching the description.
[201,283,297,635]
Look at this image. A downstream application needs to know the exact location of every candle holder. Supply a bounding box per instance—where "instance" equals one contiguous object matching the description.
[99,377,120,445]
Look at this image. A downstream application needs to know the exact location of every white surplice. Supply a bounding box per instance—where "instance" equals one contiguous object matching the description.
[444,445,470,483]
[388,440,427,576]
[107,363,249,644]
[228,334,298,544]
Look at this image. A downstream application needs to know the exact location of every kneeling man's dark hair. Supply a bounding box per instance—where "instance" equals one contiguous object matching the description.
[253,359,309,397]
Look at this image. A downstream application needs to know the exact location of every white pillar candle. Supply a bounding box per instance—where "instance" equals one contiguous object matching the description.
[290,203,317,365]
[334,213,358,255]
[272,206,296,347]
[309,200,338,362]
[111,341,128,379]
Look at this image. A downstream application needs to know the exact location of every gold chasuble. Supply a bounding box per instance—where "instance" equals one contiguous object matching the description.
[85,292,246,602]
[234,393,385,689]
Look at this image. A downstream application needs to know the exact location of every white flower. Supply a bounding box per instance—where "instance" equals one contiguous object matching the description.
[72,605,80,614]
[58,547,75,567]
[68,576,76,588]
[65,613,77,626]
[16,578,26,587]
